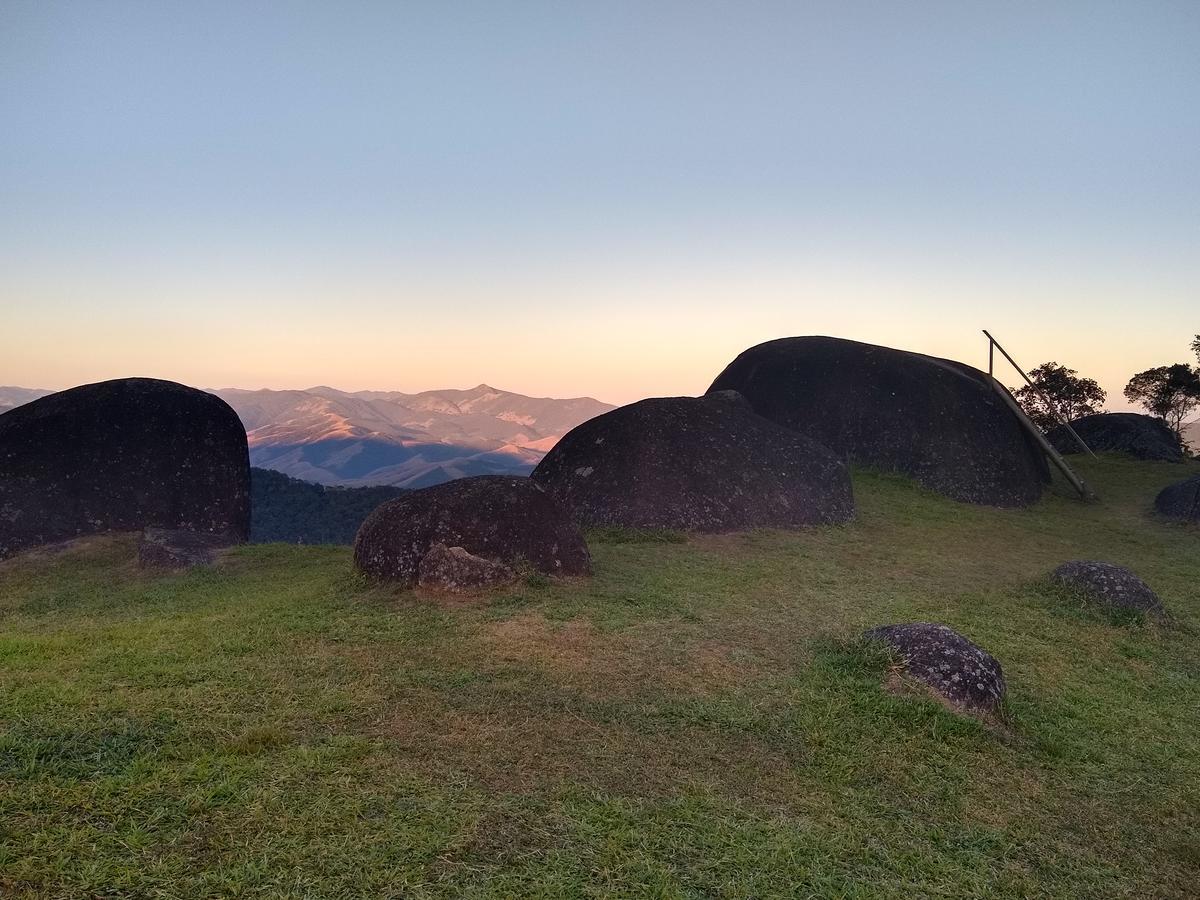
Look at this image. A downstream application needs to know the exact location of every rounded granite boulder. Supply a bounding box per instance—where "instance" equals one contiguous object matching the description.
[1154,474,1200,524]
[865,623,1007,713]
[0,378,250,559]
[1051,560,1166,617]
[1048,413,1183,462]
[707,336,1050,507]
[353,475,590,585]
[530,393,854,532]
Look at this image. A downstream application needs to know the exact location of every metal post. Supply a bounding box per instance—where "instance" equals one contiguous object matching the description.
[982,330,1096,458]
[988,376,1096,502]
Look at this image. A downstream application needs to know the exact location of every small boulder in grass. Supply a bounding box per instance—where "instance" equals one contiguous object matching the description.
[138,527,232,570]
[1051,561,1167,619]
[864,623,1007,713]
[1154,474,1200,524]
[417,543,517,594]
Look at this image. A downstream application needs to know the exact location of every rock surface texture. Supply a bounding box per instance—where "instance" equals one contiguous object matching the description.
[137,527,232,569]
[1154,474,1200,524]
[417,543,517,593]
[865,623,1007,713]
[1051,560,1166,617]
[707,336,1049,507]
[0,378,251,559]
[1048,413,1183,462]
[530,393,855,532]
[353,475,590,585]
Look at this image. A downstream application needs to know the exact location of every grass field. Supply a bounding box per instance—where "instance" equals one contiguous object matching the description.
[1,456,1198,898]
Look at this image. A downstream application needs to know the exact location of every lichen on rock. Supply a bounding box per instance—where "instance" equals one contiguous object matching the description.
[1051,560,1167,618]
[864,622,1007,713]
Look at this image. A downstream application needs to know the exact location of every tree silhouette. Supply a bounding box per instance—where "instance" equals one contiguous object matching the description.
[1012,362,1106,432]
[1124,364,1200,442]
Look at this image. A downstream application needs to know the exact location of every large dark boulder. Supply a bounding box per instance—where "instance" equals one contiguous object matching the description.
[865,623,1006,713]
[1155,474,1200,523]
[1048,413,1183,461]
[0,378,250,558]
[530,393,854,532]
[1051,560,1167,618]
[707,336,1049,507]
[353,475,590,585]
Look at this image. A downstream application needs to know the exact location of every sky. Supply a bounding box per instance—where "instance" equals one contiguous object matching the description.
[1,1,1197,406]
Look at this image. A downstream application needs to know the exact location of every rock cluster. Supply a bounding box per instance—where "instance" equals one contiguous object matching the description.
[353,475,590,585]
[708,336,1049,507]
[865,623,1007,712]
[0,378,250,559]
[531,393,854,531]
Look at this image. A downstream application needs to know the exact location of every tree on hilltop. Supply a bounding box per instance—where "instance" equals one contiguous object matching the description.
[1012,362,1106,432]
[1124,363,1200,443]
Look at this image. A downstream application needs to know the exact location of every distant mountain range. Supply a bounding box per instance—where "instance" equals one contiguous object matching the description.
[2,384,1195,485]
[0,387,53,411]
[0,383,614,487]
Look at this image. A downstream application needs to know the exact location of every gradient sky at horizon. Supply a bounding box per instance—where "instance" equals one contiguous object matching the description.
[2,1,1197,406]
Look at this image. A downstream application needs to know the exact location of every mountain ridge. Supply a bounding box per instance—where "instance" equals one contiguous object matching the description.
[0,382,613,488]
[2,384,1195,483]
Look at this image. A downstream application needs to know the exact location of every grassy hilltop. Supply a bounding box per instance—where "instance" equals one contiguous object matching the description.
[1,457,1197,898]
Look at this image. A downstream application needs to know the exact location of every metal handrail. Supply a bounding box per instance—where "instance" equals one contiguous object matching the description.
[983,330,1096,502]
[983,330,1096,458]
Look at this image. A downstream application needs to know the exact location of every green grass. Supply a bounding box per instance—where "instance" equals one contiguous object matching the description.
[1,455,1197,898]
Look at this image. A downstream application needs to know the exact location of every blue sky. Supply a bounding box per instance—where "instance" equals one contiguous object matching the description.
[2,2,1197,403]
